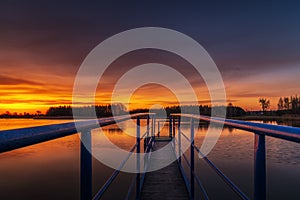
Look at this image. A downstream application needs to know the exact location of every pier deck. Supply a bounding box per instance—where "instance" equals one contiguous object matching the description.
[140,137,190,200]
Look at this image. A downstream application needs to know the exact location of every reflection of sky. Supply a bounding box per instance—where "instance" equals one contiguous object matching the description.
[1,1,300,112]
[0,119,299,199]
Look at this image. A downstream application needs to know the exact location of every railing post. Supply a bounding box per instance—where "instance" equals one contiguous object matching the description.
[157,121,160,137]
[178,116,181,164]
[254,133,266,200]
[153,116,156,141]
[145,115,150,151]
[190,118,195,200]
[173,116,176,138]
[136,117,141,198]
[151,117,154,139]
[169,116,172,138]
[80,129,92,200]
[147,115,150,140]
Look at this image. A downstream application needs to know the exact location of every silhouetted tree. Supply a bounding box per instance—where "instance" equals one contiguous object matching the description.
[290,95,300,114]
[277,95,300,114]
[277,97,284,110]
[259,98,270,114]
[284,97,290,110]
[226,103,245,117]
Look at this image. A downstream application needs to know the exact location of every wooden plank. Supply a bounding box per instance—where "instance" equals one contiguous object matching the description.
[140,141,190,200]
[154,136,172,142]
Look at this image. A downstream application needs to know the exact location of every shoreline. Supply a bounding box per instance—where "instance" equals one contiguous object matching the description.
[230,115,300,121]
[1,115,300,121]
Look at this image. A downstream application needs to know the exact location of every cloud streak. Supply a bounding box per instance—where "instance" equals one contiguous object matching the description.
[0,75,42,85]
[0,1,300,112]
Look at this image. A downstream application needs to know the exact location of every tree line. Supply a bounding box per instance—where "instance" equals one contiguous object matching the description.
[277,95,300,114]
[258,95,300,115]
[45,104,245,118]
[130,104,245,117]
[0,111,35,118]
[46,104,127,117]
[0,104,246,118]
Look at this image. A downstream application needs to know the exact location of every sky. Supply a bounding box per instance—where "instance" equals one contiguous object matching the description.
[0,1,300,113]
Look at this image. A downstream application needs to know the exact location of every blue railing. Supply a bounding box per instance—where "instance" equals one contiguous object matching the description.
[170,114,300,200]
[1,113,300,200]
[0,113,156,200]
[93,114,156,200]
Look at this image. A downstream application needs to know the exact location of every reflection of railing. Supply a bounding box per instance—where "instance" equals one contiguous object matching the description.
[0,113,156,200]
[170,114,300,200]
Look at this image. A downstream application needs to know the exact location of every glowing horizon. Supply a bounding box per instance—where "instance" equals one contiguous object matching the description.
[0,78,297,114]
[1,60,299,114]
[1,2,300,115]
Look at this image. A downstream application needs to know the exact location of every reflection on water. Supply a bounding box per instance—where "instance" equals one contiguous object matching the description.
[0,134,80,199]
[277,120,300,127]
[248,119,300,128]
[0,118,73,130]
[0,119,299,199]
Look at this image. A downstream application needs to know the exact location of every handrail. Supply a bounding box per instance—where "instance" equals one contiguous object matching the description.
[93,141,139,200]
[193,142,250,200]
[93,130,153,200]
[171,113,300,142]
[177,130,249,199]
[172,116,250,199]
[0,113,156,200]
[0,113,155,153]
[92,115,155,200]
[170,113,300,200]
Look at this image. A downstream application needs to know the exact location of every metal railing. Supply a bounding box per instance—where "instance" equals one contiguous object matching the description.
[1,113,300,200]
[93,114,156,200]
[0,113,156,200]
[170,113,300,200]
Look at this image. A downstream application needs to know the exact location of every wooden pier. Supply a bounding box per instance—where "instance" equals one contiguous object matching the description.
[140,137,190,200]
[2,114,299,200]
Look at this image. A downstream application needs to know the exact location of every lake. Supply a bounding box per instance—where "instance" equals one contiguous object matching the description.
[0,119,299,199]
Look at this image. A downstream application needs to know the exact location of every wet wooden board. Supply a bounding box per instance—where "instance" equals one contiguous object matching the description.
[140,140,190,200]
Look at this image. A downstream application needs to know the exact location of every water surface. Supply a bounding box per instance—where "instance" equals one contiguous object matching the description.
[0,119,299,199]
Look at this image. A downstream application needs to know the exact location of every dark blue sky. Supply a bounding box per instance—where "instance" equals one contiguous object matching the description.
[0,1,300,111]
[1,1,300,72]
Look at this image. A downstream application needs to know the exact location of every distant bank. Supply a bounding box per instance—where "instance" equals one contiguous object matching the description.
[31,114,300,121]
[231,115,300,121]
[33,116,93,120]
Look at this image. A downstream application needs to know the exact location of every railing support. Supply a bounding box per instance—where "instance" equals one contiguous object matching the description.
[80,129,92,200]
[151,117,154,140]
[173,116,176,138]
[136,117,141,198]
[157,121,160,137]
[169,116,172,138]
[178,117,181,164]
[254,133,266,200]
[147,115,150,141]
[190,118,195,199]
[153,117,156,141]
[145,115,150,151]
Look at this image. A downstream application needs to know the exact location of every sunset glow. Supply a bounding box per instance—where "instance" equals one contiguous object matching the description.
[1,65,300,114]
[1,1,300,114]
[1,2,300,200]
